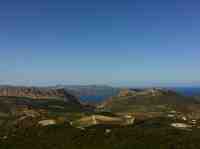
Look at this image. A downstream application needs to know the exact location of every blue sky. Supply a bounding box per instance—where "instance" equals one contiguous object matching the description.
[0,0,200,86]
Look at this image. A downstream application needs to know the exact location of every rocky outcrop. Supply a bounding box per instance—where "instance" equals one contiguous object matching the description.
[0,86,80,103]
[38,119,56,126]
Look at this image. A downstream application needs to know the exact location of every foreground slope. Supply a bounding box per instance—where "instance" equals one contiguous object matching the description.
[1,120,200,149]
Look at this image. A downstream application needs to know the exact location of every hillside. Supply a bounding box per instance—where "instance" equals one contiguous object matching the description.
[99,88,200,116]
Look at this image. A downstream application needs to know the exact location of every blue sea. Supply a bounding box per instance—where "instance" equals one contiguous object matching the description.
[169,87,200,96]
[80,95,107,103]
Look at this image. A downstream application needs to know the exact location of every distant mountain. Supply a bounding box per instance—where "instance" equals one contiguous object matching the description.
[0,86,80,104]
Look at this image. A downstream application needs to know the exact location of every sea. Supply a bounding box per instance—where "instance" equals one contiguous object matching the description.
[169,87,200,96]
[80,95,107,103]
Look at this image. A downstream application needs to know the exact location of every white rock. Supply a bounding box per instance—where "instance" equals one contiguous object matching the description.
[2,136,7,140]
[182,116,187,121]
[171,123,191,129]
[167,114,175,118]
[38,120,56,126]
[105,129,111,134]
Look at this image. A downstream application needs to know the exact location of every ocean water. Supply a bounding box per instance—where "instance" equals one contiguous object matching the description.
[80,95,107,102]
[168,87,200,96]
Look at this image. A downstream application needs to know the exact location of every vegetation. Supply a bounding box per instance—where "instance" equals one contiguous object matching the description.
[1,118,200,149]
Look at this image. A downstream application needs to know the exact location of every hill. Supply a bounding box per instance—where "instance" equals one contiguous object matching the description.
[99,88,200,116]
[0,86,79,103]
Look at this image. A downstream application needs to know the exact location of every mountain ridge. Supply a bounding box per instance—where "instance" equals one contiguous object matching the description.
[0,86,80,104]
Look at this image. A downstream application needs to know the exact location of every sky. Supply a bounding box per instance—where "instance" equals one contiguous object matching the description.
[0,0,200,86]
